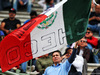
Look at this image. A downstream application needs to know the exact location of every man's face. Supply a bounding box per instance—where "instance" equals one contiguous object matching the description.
[85,30,93,38]
[9,12,16,19]
[78,38,87,47]
[52,52,62,64]
[95,5,100,14]
[50,0,54,4]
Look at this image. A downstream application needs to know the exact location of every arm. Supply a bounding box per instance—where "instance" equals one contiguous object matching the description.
[89,16,96,22]
[95,17,100,21]
[68,48,77,63]
[16,20,21,28]
[16,24,21,28]
[61,44,77,71]
[1,22,9,34]
[68,42,78,63]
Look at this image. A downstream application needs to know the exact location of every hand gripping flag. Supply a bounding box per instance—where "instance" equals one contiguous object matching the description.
[0,0,91,72]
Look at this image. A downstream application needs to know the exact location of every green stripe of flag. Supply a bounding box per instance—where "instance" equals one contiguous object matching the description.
[63,0,91,44]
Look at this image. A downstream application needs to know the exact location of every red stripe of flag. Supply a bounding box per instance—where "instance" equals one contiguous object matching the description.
[0,14,47,72]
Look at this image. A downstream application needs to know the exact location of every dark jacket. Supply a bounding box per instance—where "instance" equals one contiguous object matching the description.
[77,47,90,62]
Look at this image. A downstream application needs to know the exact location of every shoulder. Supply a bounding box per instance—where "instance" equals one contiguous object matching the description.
[45,66,52,71]
[24,19,30,24]
[2,18,8,22]
[63,59,71,66]
[14,18,21,24]
[43,66,52,75]
[92,36,98,40]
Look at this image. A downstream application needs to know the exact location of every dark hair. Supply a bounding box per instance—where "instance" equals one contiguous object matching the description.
[87,27,92,32]
[96,0,100,4]
[63,48,72,55]
[30,10,37,16]
[45,0,52,4]
[52,50,62,57]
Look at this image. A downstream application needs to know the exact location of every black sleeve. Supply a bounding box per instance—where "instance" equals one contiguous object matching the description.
[17,19,21,24]
[68,48,77,63]
[1,19,6,23]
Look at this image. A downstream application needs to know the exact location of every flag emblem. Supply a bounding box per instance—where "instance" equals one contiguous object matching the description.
[37,11,57,29]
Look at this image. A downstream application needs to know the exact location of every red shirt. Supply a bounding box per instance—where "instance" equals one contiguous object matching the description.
[87,36,98,48]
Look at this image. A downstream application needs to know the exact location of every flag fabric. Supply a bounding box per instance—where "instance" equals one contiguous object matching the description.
[0,14,47,72]
[30,0,91,58]
[63,0,91,44]
[0,0,91,72]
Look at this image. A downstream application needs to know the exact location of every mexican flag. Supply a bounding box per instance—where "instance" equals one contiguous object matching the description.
[0,0,91,72]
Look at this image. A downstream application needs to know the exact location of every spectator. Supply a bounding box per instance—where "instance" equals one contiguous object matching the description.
[21,10,38,73]
[36,54,53,75]
[85,27,98,50]
[38,0,54,11]
[85,28,98,63]
[13,0,32,13]
[0,8,21,36]
[62,45,84,75]
[77,38,90,62]
[88,5,100,36]
[24,10,38,24]
[43,43,78,75]
[70,38,91,62]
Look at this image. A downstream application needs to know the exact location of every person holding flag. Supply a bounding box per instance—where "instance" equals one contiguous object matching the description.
[0,0,91,72]
[43,42,78,75]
